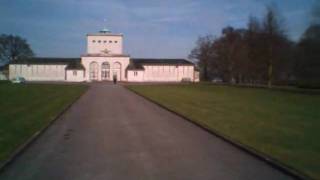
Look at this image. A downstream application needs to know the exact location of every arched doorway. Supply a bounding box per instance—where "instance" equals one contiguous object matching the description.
[89,62,99,81]
[101,62,110,80]
[113,62,121,81]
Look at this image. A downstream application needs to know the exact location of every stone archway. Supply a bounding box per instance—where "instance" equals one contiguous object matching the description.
[89,62,99,81]
[113,62,121,81]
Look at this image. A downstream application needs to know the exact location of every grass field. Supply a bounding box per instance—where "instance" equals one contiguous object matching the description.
[0,82,87,163]
[127,84,320,179]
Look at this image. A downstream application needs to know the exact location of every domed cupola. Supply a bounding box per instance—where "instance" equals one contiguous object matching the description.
[99,28,111,34]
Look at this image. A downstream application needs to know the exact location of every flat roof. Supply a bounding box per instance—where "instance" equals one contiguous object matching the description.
[11,57,80,64]
[81,53,130,57]
[10,57,85,70]
[87,33,123,37]
[132,58,194,65]
[10,57,195,71]
[126,58,195,70]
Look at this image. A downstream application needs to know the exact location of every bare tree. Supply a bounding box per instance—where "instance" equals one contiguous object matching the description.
[262,5,288,88]
[245,16,266,84]
[189,35,215,81]
[0,34,34,62]
[189,5,293,86]
[211,27,248,83]
[296,2,320,88]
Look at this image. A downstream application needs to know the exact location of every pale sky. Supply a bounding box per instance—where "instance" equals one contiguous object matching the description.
[0,0,316,59]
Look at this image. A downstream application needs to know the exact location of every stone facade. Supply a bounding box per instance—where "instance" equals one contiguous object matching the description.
[9,30,200,82]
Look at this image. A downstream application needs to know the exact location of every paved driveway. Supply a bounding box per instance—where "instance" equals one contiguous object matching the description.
[0,83,294,180]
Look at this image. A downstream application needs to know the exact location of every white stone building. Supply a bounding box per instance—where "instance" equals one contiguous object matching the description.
[9,29,199,82]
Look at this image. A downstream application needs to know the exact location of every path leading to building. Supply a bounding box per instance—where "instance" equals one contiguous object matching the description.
[0,83,294,180]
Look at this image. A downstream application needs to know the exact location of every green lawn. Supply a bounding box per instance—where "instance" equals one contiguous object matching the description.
[0,82,87,163]
[127,84,320,179]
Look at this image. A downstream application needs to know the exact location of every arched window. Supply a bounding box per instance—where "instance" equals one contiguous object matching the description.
[101,62,110,80]
[113,62,121,69]
[89,62,99,81]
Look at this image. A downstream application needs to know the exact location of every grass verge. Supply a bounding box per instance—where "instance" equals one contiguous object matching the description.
[127,84,320,179]
[0,82,87,163]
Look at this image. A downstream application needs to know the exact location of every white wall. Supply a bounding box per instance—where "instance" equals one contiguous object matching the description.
[142,65,195,82]
[9,64,67,81]
[194,71,200,82]
[87,35,123,55]
[66,70,85,82]
[0,72,8,80]
[127,70,144,82]
[9,63,198,82]
[81,56,130,82]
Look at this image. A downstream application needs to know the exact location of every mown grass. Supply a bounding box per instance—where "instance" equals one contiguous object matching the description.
[0,82,87,163]
[127,84,320,179]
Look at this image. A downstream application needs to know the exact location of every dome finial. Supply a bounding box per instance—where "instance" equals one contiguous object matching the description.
[100,19,111,33]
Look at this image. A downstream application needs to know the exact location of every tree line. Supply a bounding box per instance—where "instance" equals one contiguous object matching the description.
[190,5,320,88]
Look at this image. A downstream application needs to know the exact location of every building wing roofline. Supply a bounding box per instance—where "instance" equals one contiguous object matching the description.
[131,58,194,65]
[10,57,81,64]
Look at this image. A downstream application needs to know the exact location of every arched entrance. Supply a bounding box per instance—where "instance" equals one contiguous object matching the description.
[89,62,99,81]
[101,62,110,80]
[113,62,121,81]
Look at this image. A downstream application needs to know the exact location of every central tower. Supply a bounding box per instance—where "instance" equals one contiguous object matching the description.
[86,28,124,55]
[81,28,130,82]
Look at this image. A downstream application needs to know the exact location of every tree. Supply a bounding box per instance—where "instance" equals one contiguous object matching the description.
[262,5,289,88]
[221,26,239,82]
[0,34,34,62]
[231,29,249,83]
[245,16,267,84]
[311,1,320,25]
[296,3,320,88]
[189,5,293,86]
[211,27,248,83]
[189,35,215,81]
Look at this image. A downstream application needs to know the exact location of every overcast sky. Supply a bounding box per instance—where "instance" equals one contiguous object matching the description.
[0,0,316,59]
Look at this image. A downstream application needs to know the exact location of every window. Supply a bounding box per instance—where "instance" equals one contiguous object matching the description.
[109,40,112,43]
[98,40,101,43]
[101,62,110,80]
[92,40,96,43]
[134,71,138,76]
[73,70,77,76]
[89,62,99,80]
[104,40,107,43]
[115,41,118,43]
